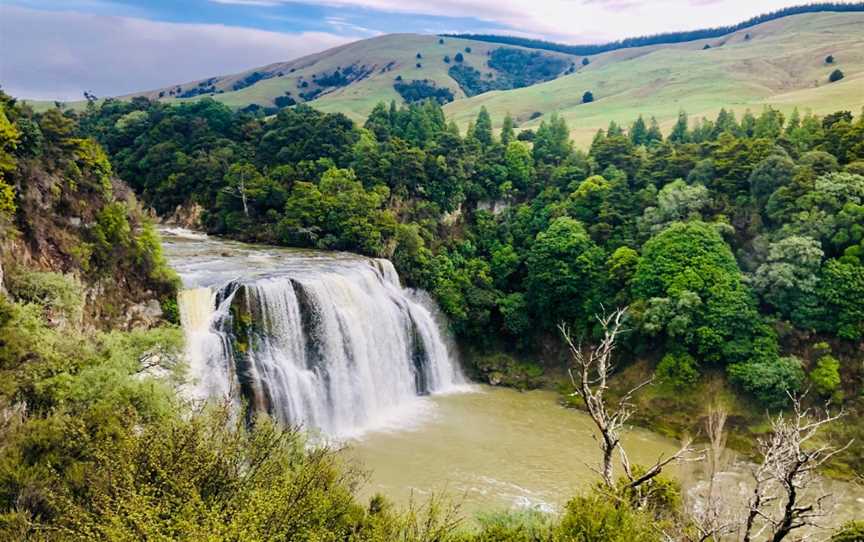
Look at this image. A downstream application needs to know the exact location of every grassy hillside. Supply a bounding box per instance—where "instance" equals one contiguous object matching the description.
[122,34,580,122]
[29,11,863,138]
[445,12,864,146]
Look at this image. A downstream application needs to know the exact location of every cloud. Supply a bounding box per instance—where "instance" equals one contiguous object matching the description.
[0,6,351,101]
[204,0,817,42]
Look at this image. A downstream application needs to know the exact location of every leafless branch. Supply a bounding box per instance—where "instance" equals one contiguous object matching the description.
[561,307,695,493]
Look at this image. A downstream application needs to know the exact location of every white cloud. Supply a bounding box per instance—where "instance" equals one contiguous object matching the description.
[0,6,351,101]
[211,0,821,42]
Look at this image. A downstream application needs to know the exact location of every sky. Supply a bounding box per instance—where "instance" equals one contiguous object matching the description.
[0,0,832,100]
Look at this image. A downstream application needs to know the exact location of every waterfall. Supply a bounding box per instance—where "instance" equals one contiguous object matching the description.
[177,256,465,437]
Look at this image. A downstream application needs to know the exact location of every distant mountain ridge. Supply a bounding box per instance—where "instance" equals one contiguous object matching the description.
[446,1,864,56]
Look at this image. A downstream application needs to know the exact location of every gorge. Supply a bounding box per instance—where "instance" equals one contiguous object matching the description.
[163,228,864,521]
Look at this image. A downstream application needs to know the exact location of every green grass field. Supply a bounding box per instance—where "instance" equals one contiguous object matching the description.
[444,12,864,146]
[25,11,863,145]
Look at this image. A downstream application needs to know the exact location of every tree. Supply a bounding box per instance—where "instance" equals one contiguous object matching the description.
[742,397,851,542]
[526,217,605,329]
[825,54,834,64]
[818,259,864,340]
[581,57,590,66]
[669,111,689,143]
[561,308,694,491]
[829,69,844,83]
[504,141,534,193]
[656,351,699,391]
[582,91,594,103]
[749,153,795,212]
[500,113,515,145]
[632,222,770,368]
[639,179,711,235]
[752,236,823,326]
[472,106,493,146]
[454,52,464,63]
[809,354,840,397]
[630,116,648,145]
[532,114,572,166]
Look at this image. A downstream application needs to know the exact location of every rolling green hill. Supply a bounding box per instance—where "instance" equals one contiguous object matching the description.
[121,34,582,120]
[30,10,863,144]
[445,12,864,146]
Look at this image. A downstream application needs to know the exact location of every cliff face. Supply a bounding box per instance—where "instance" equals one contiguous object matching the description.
[0,98,177,329]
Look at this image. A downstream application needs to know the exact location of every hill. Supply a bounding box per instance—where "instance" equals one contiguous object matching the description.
[117,34,581,121]
[445,12,864,146]
[29,10,864,144]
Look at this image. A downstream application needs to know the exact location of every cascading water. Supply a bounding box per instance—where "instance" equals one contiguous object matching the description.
[165,229,465,438]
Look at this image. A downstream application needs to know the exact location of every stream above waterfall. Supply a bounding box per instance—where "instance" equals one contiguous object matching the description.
[162,228,864,524]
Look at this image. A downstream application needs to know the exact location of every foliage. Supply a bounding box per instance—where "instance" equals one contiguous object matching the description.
[832,521,864,541]
[728,356,804,408]
[809,354,841,397]
[632,222,767,367]
[526,217,605,330]
[829,69,845,82]
[656,351,699,391]
[5,270,85,326]
[394,80,456,104]
[52,88,864,410]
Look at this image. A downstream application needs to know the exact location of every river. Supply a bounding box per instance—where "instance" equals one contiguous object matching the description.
[161,228,863,525]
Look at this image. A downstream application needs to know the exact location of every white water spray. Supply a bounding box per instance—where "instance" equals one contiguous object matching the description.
[176,252,465,438]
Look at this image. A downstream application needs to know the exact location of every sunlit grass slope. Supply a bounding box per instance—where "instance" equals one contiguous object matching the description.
[444,12,864,146]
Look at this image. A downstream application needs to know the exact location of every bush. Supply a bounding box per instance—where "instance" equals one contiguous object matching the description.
[555,494,665,541]
[825,54,834,64]
[809,354,841,397]
[829,69,844,83]
[832,521,864,541]
[582,91,594,103]
[728,356,804,408]
[6,270,85,326]
[582,57,590,66]
[656,351,699,391]
[473,509,552,541]
[455,52,464,63]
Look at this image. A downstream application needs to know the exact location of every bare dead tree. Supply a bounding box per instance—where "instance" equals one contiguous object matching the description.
[560,307,695,494]
[688,404,737,542]
[743,395,852,542]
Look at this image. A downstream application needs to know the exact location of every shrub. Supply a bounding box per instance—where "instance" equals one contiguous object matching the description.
[582,57,590,66]
[825,54,834,64]
[455,52,464,63]
[832,521,864,541]
[6,270,85,326]
[728,356,804,408]
[556,494,665,541]
[473,509,553,541]
[809,355,841,397]
[829,69,844,83]
[582,91,594,103]
[656,351,700,391]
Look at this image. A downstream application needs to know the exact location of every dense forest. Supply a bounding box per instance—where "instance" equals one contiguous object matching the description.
[68,95,864,471]
[447,2,864,56]
[1,87,864,538]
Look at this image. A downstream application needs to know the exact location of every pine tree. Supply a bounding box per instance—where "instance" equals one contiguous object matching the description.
[646,117,663,144]
[472,107,494,146]
[630,116,648,145]
[668,111,689,143]
[501,114,515,145]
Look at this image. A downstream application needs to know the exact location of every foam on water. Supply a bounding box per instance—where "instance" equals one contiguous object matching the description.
[169,230,466,439]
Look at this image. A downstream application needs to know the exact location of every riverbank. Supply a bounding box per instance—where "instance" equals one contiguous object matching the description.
[467,349,864,483]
